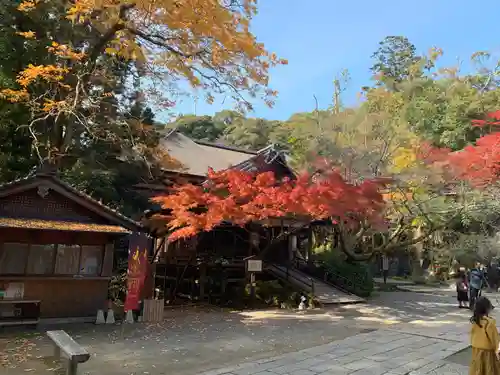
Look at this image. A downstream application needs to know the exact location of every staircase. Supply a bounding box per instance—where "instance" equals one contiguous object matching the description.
[265,263,365,305]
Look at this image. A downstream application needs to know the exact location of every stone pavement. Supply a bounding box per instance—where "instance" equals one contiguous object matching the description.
[395,284,455,293]
[373,277,415,285]
[0,289,479,375]
[200,326,471,375]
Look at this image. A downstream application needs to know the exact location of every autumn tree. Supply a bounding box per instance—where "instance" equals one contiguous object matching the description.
[361,50,499,273]
[372,44,500,151]
[448,110,500,186]
[264,51,495,267]
[405,109,500,277]
[150,167,386,258]
[0,2,149,214]
[0,0,286,167]
[0,0,285,215]
[444,110,500,238]
[149,151,464,265]
[0,0,40,181]
[305,141,464,268]
[446,233,500,268]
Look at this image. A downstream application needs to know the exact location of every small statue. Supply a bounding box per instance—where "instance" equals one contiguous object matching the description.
[298,295,307,310]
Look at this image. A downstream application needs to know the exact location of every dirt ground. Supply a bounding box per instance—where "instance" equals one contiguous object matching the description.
[0,290,472,375]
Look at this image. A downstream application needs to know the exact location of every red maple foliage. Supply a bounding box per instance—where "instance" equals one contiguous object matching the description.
[449,132,500,187]
[471,110,500,127]
[151,167,386,241]
[448,111,500,187]
[417,141,451,165]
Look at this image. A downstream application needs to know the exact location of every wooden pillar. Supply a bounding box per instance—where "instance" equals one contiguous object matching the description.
[142,262,154,300]
[172,266,179,299]
[221,272,227,301]
[143,237,160,300]
[307,228,313,265]
[101,243,114,277]
[288,235,297,264]
[250,231,259,256]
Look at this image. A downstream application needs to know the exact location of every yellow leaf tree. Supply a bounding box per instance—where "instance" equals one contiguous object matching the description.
[1,0,285,165]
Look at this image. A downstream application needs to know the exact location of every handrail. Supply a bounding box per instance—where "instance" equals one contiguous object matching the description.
[267,260,369,298]
[295,259,352,295]
[266,263,315,295]
[297,258,369,296]
[269,263,312,287]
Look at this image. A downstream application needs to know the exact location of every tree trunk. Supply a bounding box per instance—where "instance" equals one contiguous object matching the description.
[411,226,425,283]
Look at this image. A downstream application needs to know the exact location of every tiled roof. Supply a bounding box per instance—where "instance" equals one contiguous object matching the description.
[233,145,285,174]
[159,131,258,176]
[159,130,294,178]
[0,217,131,234]
[0,173,141,231]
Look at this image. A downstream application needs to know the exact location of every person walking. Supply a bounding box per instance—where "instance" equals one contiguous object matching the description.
[381,255,390,284]
[469,264,486,310]
[469,296,500,375]
[456,271,469,308]
[489,261,500,292]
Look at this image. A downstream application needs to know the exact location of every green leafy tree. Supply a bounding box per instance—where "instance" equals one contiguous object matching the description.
[222,117,280,150]
[0,1,39,181]
[0,0,164,215]
[370,36,422,90]
[167,115,225,142]
[167,110,283,151]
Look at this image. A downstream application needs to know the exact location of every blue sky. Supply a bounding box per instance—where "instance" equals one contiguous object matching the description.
[168,0,500,121]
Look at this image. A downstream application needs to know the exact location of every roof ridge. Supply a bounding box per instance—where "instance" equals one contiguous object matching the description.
[0,173,141,230]
[44,174,141,229]
[194,140,258,155]
[0,217,131,234]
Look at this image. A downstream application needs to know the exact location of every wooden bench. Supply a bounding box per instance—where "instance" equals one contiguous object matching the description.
[47,330,90,375]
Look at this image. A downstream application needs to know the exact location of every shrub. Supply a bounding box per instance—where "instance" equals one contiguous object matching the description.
[314,252,374,297]
[244,280,303,308]
[108,259,128,306]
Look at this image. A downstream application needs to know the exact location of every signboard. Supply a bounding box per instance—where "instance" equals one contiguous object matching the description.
[246,259,263,273]
[124,233,149,312]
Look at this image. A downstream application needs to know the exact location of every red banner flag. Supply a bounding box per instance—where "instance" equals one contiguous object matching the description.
[124,233,149,312]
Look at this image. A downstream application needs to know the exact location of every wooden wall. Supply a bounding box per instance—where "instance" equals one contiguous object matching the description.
[0,228,117,318]
[0,228,111,245]
[0,189,108,223]
[0,278,109,318]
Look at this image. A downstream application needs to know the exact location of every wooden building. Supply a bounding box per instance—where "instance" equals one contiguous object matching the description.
[136,132,363,306]
[137,131,304,304]
[0,171,140,321]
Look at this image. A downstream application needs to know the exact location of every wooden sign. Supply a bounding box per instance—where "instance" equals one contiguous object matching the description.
[246,259,263,273]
